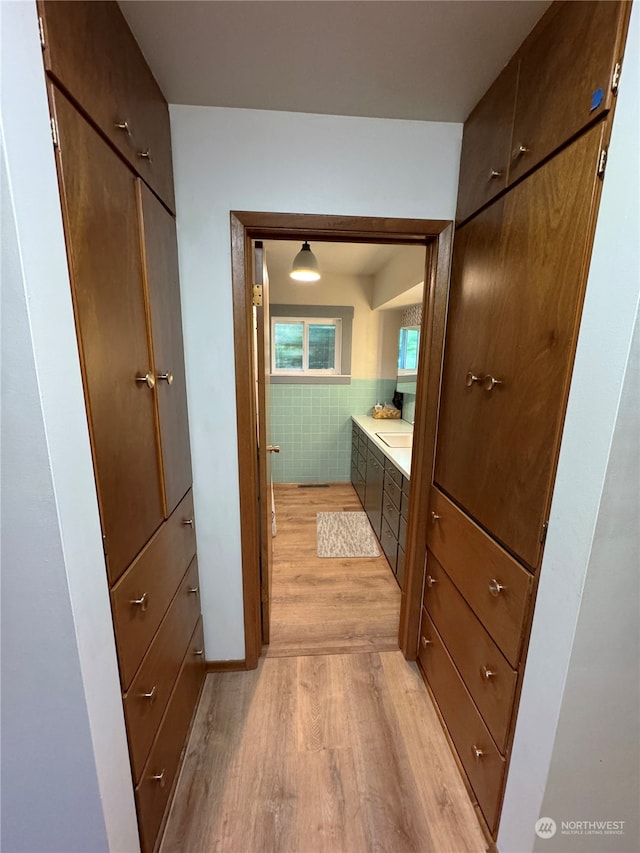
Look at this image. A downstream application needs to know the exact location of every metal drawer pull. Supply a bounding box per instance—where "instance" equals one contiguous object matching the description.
[188,586,199,595]
[465,372,481,387]
[130,592,149,611]
[137,149,152,161]
[140,685,157,701]
[482,374,503,391]
[114,120,131,135]
[193,648,204,656]
[488,169,503,180]
[135,372,155,389]
[488,579,505,597]
[421,636,431,648]
[512,144,529,160]
[472,745,485,760]
[481,665,495,680]
[157,372,174,384]
[425,574,437,588]
[150,769,166,787]
[183,518,194,527]
[431,512,440,523]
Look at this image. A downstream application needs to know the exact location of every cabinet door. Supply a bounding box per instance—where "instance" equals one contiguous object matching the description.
[435,122,606,569]
[52,85,164,583]
[138,183,192,515]
[509,1,629,184]
[364,447,384,538]
[456,61,519,224]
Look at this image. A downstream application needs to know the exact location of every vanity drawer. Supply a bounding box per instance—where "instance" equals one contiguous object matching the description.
[123,557,201,781]
[379,517,398,570]
[135,617,205,853]
[111,490,197,688]
[427,486,532,666]
[385,460,403,489]
[423,554,517,752]
[383,472,402,512]
[382,492,401,538]
[418,610,505,833]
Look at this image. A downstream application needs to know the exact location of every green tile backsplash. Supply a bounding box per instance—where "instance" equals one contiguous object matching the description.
[270,378,397,483]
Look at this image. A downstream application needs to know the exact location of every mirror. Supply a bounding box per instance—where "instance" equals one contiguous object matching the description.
[396,325,420,392]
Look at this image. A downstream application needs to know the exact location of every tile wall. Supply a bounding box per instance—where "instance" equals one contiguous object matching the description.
[270,378,397,482]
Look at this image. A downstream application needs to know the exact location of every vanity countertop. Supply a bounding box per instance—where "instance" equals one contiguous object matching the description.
[351,415,413,480]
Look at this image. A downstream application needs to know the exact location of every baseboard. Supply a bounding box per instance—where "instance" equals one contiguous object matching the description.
[205,659,248,672]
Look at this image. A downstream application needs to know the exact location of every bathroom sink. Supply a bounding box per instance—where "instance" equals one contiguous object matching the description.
[376,432,413,449]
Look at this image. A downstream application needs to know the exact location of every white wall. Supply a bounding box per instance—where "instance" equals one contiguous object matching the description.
[498,5,640,850]
[0,3,139,850]
[170,105,462,658]
[372,246,425,309]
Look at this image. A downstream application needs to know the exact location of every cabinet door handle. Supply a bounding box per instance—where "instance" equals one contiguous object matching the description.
[421,636,431,648]
[465,372,481,387]
[130,592,149,611]
[114,120,131,136]
[157,372,174,385]
[512,144,530,160]
[193,648,204,657]
[488,169,503,180]
[137,149,152,162]
[140,685,157,701]
[488,579,505,597]
[431,512,440,523]
[425,574,437,588]
[482,374,503,391]
[150,769,166,787]
[135,372,155,389]
[481,665,495,680]
[188,586,199,596]
[472,745,485,760]
[183,518,194,527]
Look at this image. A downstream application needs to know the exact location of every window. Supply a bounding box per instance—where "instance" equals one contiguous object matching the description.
[272,317,341,374]
[269,304,353,384]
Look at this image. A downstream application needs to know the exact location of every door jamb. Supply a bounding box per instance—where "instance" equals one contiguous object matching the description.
[230,211,453,669]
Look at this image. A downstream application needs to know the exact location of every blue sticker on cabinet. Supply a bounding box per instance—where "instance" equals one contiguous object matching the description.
[591,88,604,111]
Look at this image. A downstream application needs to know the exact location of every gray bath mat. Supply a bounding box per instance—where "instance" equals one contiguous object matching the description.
[316,512,380,558]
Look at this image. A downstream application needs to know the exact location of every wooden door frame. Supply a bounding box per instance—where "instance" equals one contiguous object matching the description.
[230,211,454,669]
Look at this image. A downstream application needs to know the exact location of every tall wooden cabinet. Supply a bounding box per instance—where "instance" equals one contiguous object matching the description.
[38,3,205,851]
[418,0,631,840]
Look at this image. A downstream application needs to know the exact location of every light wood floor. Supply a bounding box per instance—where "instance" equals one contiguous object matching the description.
[160,483,487,852]
[267,484,401,658]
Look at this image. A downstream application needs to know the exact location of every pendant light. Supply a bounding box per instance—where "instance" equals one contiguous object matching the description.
[290,241,321,282]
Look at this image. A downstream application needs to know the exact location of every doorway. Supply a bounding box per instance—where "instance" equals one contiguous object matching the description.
[230,212,453,669]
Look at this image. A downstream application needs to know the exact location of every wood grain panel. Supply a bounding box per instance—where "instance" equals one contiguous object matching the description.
[510,1,630,184]
[111,490,196,688]
[418,611,506,834]
[423,554,517,752]
[138,181,192,516]
[456,60,519,223]
[136,618,205,853]
[123,557,201,782]
[435,123,606,567]
[51,84,163,583]
[427,487,531,667]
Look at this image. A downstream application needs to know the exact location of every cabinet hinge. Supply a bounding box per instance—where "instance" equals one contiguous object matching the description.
[38,16,46,50]
[540,521,549,546]
[252,284,263,307]
[611,61,622,94]
[50,116,59,149]
[597,147,608,179]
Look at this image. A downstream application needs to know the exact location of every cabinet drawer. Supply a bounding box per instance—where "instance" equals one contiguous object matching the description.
[510,1,629,185]
[123,557,201,782]
[401,479,410,517]
[383,472,402,513]
[382,493,400,539]
[384,460,403,489]
[418,610,505,833]
[379,517,398,570]
[396,546,405,590]
[427,487,531,667]
[135,618,205,853]
[111,490,197,688]
[456,60,519,224]
[357,449,367,478]
[423,554,517,753]
[398,515,408,552]
[39,0,176,211]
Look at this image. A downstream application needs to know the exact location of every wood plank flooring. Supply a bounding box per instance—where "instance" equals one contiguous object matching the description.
[161,653,488,853]
[160,482,487,852]
[267,484,401,657]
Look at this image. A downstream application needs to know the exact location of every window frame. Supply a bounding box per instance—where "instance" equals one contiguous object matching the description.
[271,316,342,375]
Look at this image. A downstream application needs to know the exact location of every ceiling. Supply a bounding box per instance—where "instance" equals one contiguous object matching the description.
[118,1,550,123]
[263,240,421,277]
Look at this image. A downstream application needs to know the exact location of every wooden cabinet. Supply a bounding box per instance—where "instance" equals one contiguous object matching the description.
[39,0,176,212]
[437,122,606,569]
[456,61,519,224]
[41,5,203,851]
[364,442,384,538]
[456,0,629,224]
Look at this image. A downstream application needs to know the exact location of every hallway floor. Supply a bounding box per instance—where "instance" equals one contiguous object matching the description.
[160,484,487,853]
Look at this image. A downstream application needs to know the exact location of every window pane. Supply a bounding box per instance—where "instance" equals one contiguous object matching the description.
[308,324,336,370]
[405,329,419,370]
[274,322,304,369]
